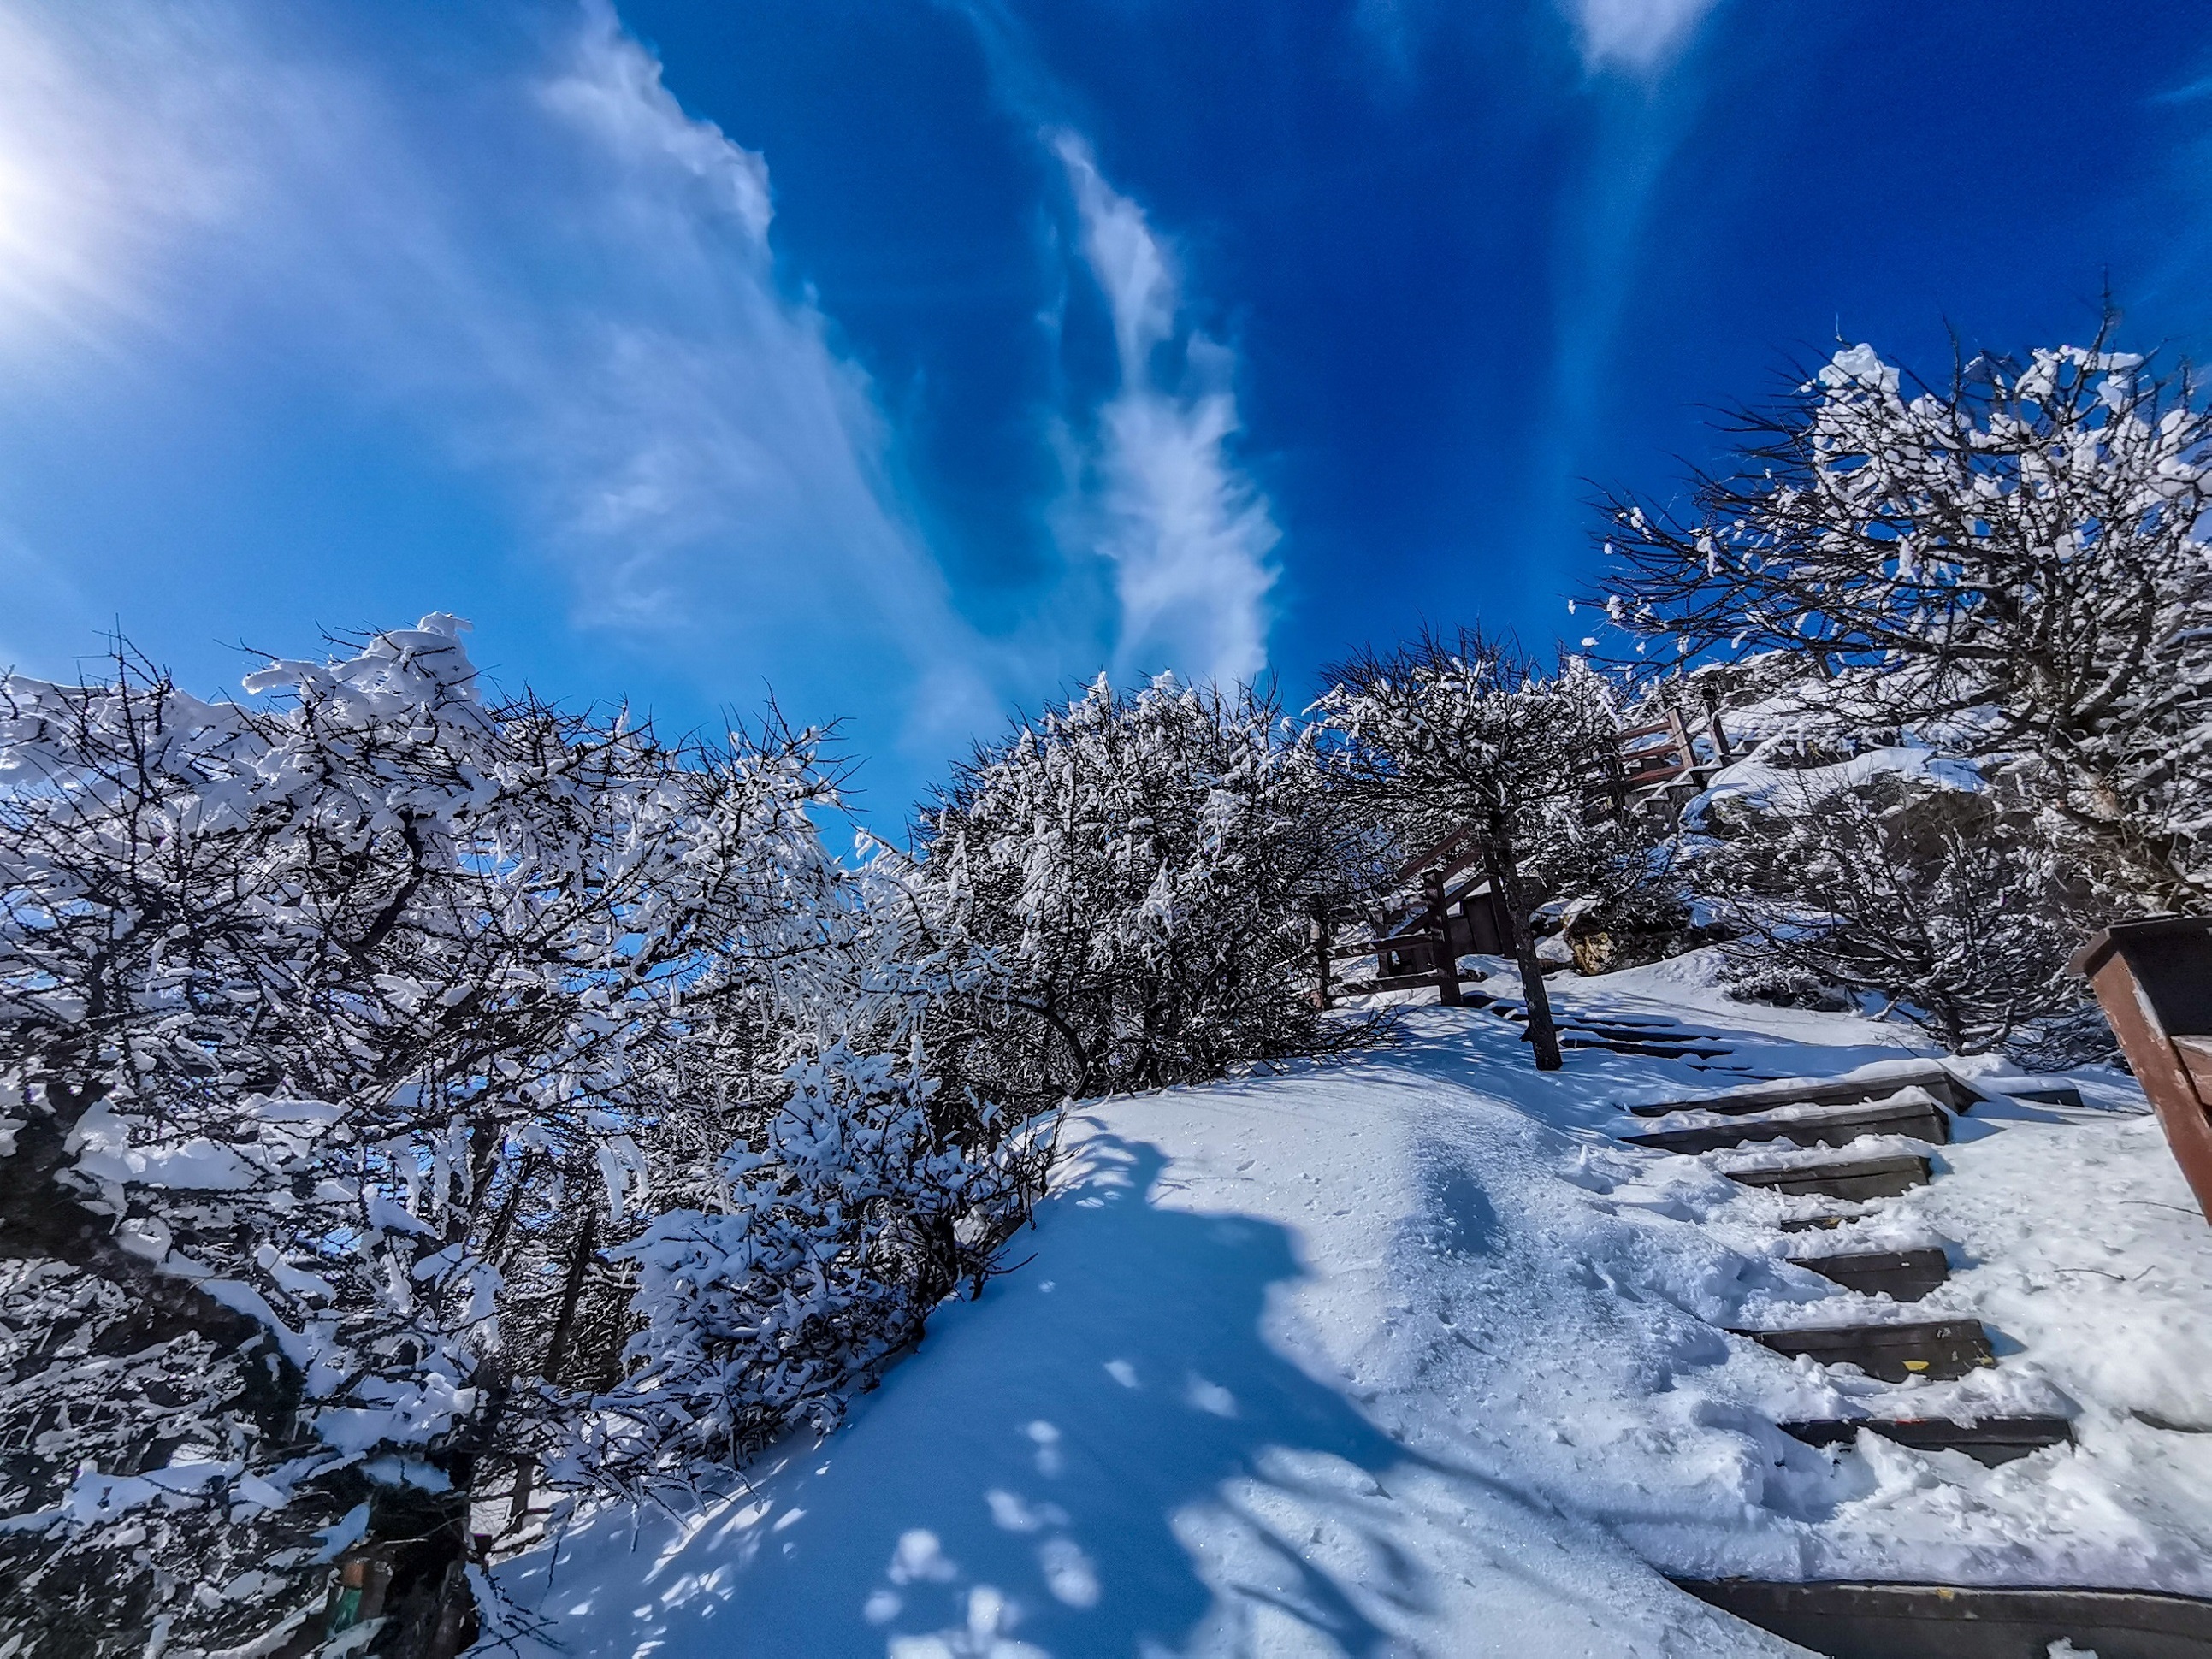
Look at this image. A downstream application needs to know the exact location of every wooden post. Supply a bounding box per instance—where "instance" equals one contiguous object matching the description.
[1309,902,1333,1011]
[1422,869,1464,1007]
[1700,684,1734,765]
[1665,701,1698,777]
[2070,918,2212,1225]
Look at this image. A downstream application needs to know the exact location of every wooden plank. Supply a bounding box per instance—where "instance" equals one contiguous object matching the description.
[1625,1062,1980,1118]
[1734,1318,1992,1381]
[2175,1034,2212,1099]
[1978,1078,2086,1109]
[1622,1098,1949,1156]
[1391,823,1478,885]
[1674,1579,2212,1658]
[1792,1248,1949,1302]
[1777,1414,2071,1466]
[1727,1154,1931,1201]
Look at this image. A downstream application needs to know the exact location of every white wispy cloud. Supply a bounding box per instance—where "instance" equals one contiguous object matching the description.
[0,0,999,760]
[1564,0,1718,76]
[1053,134,1278,691]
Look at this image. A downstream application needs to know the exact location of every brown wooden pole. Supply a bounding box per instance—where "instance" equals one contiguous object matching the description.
[1603,747,1629,820]
[1665,701,1699,783]
[2072,922,2212,1225]
[1700,685,1734,765]
[1423,870,1464,1007]
[1309,903,1333,1011]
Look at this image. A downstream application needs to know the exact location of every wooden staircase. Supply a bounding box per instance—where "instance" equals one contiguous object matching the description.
[1484,999,1741,1062]
[1609,1064,2212,1656]
[1677,1580,2212,1657]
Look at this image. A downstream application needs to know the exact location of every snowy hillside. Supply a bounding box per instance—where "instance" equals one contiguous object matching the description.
[489,954,2212,1657]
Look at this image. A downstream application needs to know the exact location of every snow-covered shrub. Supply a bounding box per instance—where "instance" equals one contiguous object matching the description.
[1717,953,1852,1014]
[1546,752,1701,974]
[1706,770,2109,1057]
[0,618,861,1656]
[586,1043,1040,1488]
[1600,322,2212,909]
[905,675,1370,1111]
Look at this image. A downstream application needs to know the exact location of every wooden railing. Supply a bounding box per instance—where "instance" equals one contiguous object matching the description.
[1612,690,1735,796]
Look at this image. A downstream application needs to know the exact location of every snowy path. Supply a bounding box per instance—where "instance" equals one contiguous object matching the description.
[493,958,2212,1657]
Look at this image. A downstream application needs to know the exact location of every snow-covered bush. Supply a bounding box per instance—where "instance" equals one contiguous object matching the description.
[1553,826,1702,976]
[586,1043,1042,1489]
[1600,322,2212,909]
[0,618,866,1656]
[905,674,1369,1111]
[1705,770,2109,1058]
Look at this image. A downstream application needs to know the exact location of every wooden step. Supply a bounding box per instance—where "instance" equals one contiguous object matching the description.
[1503,1008,1728,1047]
[1558,1036,1735,1060]
[1674,1579,2212,1658]
[1734,1317,1993,1381]
[1983,1078,2086,1109]
[1792,1247,1949,1301]
[1623,1097,1949,1156]
[1778,1213,1861,1232]
[1570,1019,1720,1042]
[1727,1154,1931,1201]
[1625,1060,1979,1118]
[1777,1414,2071,1466]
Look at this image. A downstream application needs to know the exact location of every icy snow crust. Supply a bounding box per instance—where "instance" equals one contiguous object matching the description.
[494,952,2212,1657]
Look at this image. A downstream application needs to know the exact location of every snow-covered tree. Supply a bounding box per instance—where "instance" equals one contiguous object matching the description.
[0,619,865,1656]
[904,674,1371,1112]
[1599,322,2212,908]
[1316,632,1623,1069]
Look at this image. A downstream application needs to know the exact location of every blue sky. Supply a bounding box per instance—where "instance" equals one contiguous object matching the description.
[4,1,2211,826]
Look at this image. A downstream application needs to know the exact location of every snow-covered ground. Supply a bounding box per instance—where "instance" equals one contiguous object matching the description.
[488,952,2212,1658]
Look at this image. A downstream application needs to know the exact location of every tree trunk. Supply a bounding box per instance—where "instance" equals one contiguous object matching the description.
[1485,832,1563,1071]
[1308,902,1333,1010]
[507,1199,600,1532]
